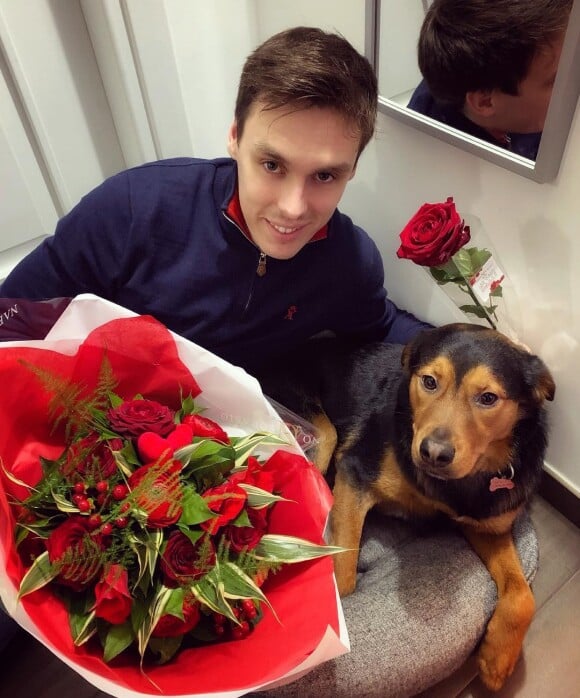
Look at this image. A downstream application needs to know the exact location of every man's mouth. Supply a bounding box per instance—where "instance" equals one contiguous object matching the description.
[268,221,303,235]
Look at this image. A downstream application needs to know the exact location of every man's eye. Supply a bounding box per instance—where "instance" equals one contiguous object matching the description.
[263,161,279,173]
[316,172,334,183]
[421,375,437,391]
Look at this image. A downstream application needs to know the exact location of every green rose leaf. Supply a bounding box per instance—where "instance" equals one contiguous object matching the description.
[103,620,135,663]
[459,304,491,320]
[179,487,215,526]
[148,635,183,664]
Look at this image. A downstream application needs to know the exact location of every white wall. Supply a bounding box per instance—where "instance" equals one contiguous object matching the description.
[1,0,578,495]
[256,1,580,495]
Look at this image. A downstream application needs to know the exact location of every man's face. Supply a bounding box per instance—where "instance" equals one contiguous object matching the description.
[490,33,565,134]
[227,103,360,260]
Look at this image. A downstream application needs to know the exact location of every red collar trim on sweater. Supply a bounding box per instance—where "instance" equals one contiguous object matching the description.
[225,190,328,243]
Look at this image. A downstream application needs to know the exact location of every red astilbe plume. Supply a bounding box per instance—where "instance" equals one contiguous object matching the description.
[128,459,183,528]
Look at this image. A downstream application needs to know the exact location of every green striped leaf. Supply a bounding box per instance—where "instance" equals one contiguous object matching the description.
[18,551,58,598]
[238,483,291,509]
[71,610,97,647]
[231,432,290,468]
[51,489,80,514]
[252,534,346,563]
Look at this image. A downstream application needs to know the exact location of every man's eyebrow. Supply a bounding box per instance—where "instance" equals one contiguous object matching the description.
[253,142,353,174]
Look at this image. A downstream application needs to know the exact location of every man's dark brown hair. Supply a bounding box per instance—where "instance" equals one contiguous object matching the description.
[235,26,377,157]
[418,0,572,107]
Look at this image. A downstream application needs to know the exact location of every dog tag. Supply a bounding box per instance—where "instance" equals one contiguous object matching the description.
[489,477,515,492]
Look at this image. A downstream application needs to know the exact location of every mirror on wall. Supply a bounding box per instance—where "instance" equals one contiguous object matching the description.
[365,0,580,182]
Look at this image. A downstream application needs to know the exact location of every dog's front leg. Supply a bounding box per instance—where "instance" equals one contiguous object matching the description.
[461,526,535,692]
[329,468,376,597]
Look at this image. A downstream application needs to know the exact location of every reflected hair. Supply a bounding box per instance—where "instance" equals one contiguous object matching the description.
[234,26,377,157]
[418,0,572,107]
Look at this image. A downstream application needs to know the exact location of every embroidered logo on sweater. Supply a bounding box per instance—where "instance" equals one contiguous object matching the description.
[284,305,298,320]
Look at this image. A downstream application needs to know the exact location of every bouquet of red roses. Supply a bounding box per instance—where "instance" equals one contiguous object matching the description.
[0,295,349,697]
[396,197,512,333]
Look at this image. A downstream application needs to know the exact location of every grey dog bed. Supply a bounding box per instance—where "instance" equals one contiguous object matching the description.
[252,509,538,698]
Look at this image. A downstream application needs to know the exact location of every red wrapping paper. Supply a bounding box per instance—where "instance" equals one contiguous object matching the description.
[0,306,346,697]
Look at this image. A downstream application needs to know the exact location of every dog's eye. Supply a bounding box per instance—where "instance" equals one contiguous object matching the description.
[478,392,498,407]
[421,375,438,391]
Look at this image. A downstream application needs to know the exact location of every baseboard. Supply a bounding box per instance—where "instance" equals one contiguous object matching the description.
[539,470,580,528]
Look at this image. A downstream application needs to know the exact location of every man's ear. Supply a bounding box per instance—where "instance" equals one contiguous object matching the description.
[464,89,497,118]
[227,120,239,159]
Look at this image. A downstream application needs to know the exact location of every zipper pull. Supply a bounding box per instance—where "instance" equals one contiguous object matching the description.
[256,252,267,277]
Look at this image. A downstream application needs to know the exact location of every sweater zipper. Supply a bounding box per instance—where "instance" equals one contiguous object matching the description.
[256,252,267,276]
[223,211,267,316]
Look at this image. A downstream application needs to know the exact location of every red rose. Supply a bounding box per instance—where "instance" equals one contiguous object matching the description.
[46,516,103,590]
[224,506,269,553]
[17,532,46,566]
[94,564,132,624]
[200,481,247,534]
[107,399,175,439]
[128,460,183,528]
[181,414,229,443]
[160,531,216,587]
[396,197,471,267]
[62,435,123,480]
[151,592,200,638]
[230,456,275,493]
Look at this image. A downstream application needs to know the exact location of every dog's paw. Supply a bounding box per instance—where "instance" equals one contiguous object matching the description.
[477,637,519,691]
[478,643,519,691]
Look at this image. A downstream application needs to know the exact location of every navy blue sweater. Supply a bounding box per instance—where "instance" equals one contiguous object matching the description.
[408,80,541,161]
[1,158,429,373]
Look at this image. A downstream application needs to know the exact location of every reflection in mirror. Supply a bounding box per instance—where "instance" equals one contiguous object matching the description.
[366,0,580,182]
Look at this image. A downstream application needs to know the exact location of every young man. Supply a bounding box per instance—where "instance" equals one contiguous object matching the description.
[408,0,571,160]
[0,26,429,374]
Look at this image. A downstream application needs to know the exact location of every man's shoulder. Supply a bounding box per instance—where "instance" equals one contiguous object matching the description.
[123,156,234,182]
[325,209,382,269]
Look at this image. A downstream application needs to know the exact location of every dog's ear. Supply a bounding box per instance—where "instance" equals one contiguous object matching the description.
[401,342,412,371]
[524,354,556,403]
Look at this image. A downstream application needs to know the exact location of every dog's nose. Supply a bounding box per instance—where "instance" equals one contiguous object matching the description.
[419,430,455,467]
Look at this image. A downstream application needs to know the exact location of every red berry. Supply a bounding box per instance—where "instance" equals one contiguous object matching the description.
[114,516,129,528]
[101,523,113,536]
[77,498,91,513]
[72,494,84,505]
[96,493,108,507]
[73,482,86,494]
[112,484,128,501]
[231,621,250,640]
[87,514,102,529]
[95,481,109,493]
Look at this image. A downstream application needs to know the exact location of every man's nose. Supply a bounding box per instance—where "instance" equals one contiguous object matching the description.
[278,179,308,219]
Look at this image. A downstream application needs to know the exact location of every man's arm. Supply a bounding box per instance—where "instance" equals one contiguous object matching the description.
[334,229,433,344]
[1,173,131,301]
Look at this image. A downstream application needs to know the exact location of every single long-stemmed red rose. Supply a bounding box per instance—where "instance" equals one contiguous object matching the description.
[397,197,504,329]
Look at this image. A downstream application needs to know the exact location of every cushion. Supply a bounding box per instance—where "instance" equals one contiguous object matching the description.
[252,509,538,698]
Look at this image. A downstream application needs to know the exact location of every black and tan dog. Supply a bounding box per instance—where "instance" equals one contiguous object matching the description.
[256,323,555,691]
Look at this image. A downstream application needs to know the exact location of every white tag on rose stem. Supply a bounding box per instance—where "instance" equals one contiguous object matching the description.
[469,256,505,304]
